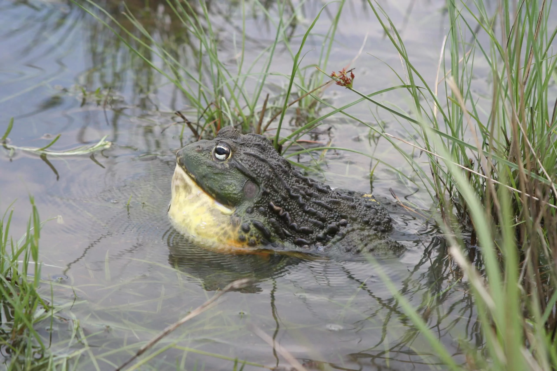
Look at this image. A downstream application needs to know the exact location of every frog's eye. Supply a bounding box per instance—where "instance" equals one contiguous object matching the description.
[213,144,231,161]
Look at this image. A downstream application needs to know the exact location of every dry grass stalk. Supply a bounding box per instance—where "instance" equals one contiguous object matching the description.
[116,278,252,371]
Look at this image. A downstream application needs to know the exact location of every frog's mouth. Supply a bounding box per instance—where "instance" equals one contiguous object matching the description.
[174,160,234,215]
[168,164,245,249]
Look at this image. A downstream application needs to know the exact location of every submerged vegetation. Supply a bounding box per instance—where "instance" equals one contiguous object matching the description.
[1,0,557,369]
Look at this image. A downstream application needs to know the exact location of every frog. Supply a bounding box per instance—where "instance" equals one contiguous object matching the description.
[168,126,402,256]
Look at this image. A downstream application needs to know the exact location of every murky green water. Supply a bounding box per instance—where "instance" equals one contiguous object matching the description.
[1,1,485,369]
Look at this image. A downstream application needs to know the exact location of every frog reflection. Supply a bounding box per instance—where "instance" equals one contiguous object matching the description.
[165,228,311,292]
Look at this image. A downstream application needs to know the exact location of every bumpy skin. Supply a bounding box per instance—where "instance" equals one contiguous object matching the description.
[175,126,401,255]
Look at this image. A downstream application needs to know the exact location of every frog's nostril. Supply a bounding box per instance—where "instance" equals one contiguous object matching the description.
[195,145,202,152]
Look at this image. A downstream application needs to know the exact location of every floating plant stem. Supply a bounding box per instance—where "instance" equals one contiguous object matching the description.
[3,136,111,157]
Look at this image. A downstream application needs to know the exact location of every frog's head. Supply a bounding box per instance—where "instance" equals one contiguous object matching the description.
[169,127,289,249]
[176,126,279,208]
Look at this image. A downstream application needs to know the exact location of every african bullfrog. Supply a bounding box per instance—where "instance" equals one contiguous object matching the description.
[168,126,402,255]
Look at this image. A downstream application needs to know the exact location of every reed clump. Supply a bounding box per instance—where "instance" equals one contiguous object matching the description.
[0,198,52,366]
[361,0,557,368]
[75,0,349,149]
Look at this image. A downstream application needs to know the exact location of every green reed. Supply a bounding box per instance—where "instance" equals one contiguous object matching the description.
[357,0,557,369]
[0,197,52,365]
[73,0,349,149]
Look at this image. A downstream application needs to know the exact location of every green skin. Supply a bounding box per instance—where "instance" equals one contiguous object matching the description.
[176,126,402,255]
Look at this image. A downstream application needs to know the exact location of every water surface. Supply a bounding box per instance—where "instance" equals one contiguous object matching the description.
[0,0,488,369]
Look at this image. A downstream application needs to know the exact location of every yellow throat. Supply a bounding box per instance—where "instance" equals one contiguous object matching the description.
[168,164,247,249]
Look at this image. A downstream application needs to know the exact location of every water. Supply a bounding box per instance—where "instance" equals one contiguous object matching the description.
[0,0,483,369]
